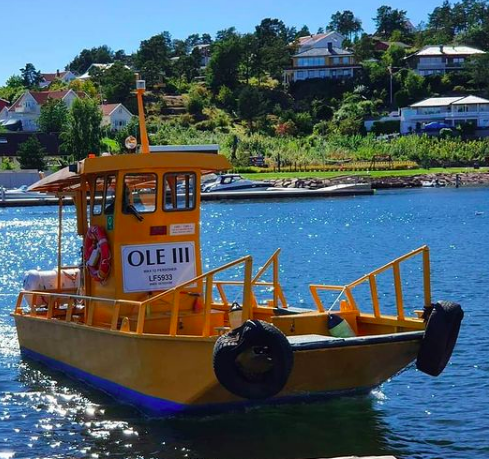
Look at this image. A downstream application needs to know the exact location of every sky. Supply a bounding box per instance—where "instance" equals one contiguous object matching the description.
[1,0,444,86]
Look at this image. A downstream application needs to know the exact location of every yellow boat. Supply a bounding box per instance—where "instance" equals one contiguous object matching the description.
[12,80,464,415]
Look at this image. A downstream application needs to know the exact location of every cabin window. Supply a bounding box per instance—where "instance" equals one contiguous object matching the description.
[92,176,105,215]
[163,172,196,212]
[123,173,157,214]
[104,175,117,215]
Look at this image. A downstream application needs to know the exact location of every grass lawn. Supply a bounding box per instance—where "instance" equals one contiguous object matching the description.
[101,137,119,153]
[242,167,488,180]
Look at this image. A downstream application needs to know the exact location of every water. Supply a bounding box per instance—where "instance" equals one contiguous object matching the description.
[1,188,488,459]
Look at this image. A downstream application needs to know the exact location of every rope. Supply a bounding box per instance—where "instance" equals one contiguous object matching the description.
[327,287,346,312]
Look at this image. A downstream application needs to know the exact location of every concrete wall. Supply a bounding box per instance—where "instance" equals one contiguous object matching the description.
[0,171,42,188]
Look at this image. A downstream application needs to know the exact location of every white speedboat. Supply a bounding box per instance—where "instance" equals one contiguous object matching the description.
[1,185,47,200]
[201,174,272,193]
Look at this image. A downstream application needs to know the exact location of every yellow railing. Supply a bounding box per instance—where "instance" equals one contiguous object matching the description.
[309,246,431,320]
[213,249,287,310]
[139,255,253,337]
[16,256,255,338]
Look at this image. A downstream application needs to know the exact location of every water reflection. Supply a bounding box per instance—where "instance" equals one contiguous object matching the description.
[13,359,400,459]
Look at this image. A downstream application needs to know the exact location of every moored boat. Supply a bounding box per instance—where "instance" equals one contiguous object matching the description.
[12,80,464,416]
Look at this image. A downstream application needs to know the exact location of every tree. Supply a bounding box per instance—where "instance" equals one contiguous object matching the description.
[296,25,311,37]
[135,33,173,86]
[206,37,243,92]
[0,75,25,103]
[237,86,265,132]
[382,44,406,68]
[374,6,409,37]
[428,0,455,38]
[38,98,69,133]
[18,136,46,170]
[254,18,291,80]
[67,45,114,74]
[353,34,376,62]
[328,10,363,39]
[20,63,42,88]
[61,98,102,160]
[465,54,489,92]
[99,61,135,105]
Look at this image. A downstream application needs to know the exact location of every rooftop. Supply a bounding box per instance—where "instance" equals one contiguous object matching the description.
[414,45,485,56]
[293,47,352,58]
[410,95,489,108]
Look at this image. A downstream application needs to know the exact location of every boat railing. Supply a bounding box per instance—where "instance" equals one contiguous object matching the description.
[16,256,255,337]
[309,246,431,321]
[212,249,288,310]
[140,255,254,337]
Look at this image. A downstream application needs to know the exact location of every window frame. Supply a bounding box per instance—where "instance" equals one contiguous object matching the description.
[91,175,105,216]
[163,171,197,213]
[103,174,117,215]
[122,172,158,215]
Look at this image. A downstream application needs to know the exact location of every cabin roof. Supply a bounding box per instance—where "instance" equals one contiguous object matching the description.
[29,150,231,192]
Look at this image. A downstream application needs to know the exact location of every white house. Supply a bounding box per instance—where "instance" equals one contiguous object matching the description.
[100,103,133,131]
[2,89,81,131]
[39,70,77,88]
[284,31,360,84]
[400,95,489,134]
[405,45,485,76]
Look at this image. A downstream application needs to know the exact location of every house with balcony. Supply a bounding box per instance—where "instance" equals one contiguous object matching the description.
[284,32,360,84]
[405,45,485,76]
[400,95,489,134]
[0,89,81,131]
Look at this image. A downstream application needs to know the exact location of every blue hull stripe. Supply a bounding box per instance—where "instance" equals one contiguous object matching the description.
[20,347,188,415]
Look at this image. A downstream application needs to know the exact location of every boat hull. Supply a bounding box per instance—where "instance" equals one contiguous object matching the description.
[14,314,422,415]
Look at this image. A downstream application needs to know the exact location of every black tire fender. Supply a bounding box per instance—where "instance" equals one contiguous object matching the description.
[416,301,464,376]
[213,320,294,400]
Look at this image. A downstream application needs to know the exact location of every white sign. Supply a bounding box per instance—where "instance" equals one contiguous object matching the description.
[170,223,195,236]
[121,242,196,293]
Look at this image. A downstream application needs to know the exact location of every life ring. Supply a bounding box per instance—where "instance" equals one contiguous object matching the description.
[416,301,464,376]
[213,320,294,400]
[84,226,111,282]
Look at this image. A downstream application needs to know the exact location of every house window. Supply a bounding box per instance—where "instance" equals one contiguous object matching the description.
[163,173,196,212]
[453,57,464,65]
[342,57,349,64]
[296,71,306,80]
[332,57,340,65]
[104,175,117,215]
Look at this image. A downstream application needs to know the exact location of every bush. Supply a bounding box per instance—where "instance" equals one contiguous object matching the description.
[18,136,46,170]
[371,120,401,135]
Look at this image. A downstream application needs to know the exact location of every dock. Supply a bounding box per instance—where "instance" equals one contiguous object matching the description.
[0,187,374,207]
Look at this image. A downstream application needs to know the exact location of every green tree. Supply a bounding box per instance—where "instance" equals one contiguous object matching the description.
[0,75,25,103]
[38,98,69,133]
[18,136,46,170]
[382,44,406,68]
[61,98,102,160]
[99,61,135,105]
[67,45,114,74]
[237,86,265,132]
[135,33,173,86]
[206,37,243,92]
[374,6,409,37]
[328,10,363,39]
[353,34,376,62]
[20,63,42,88]
[465,54,489,92]
[253,18,291,81]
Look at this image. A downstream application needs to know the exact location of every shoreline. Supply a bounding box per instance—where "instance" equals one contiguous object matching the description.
[270,171,489,189]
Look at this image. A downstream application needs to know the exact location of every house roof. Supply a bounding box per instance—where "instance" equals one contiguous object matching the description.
[8,90,84,111]
[410,95,489,108]
[293,47,352,58]
[297,31,344,47]
[100,103,133,116]
[414,45,485,56]
[41,71,72,82]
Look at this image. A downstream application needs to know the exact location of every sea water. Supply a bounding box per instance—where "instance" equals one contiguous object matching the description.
[0,187,488,459]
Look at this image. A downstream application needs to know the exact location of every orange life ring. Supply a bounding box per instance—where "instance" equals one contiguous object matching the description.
[84,226,111,282]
